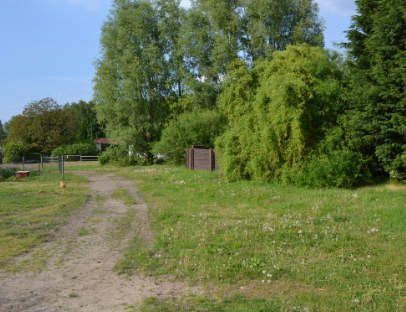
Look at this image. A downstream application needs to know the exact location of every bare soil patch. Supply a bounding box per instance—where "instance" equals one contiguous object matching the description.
[0,171,201,312]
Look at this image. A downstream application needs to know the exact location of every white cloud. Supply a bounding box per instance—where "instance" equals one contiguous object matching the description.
[316,0,357,17]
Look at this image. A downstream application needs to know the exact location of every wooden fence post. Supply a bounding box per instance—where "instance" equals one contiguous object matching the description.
[186,149,190,169]
[209,149,213,171]
[191,148,194,170]
[62,155,65,181]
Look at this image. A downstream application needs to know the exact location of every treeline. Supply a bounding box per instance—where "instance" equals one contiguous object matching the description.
[94,0,406,187]
[94,0,323,159]
[2,98,104,162]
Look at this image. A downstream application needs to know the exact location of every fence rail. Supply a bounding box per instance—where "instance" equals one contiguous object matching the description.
[0,154,99,180]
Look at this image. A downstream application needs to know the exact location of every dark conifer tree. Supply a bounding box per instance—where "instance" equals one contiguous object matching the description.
[345,0,406,178]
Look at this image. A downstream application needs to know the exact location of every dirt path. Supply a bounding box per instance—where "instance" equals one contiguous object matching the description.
[0,172,200,312]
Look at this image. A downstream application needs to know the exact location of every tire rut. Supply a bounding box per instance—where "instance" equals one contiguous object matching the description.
[0,172,201,312]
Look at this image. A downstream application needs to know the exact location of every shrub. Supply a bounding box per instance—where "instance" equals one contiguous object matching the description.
[51,143,98,156]
[3,142,27,163]
[216,45,345,182]
[282,150,365,188]
[99,145,123,165]
[0,168,17,182]
[153,109,227,164]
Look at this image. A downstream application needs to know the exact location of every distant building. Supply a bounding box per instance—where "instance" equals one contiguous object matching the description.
[94,138,113,152]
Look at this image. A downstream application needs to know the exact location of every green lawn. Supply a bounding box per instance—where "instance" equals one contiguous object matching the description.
[0,170,88,270]
[116,165,406,312]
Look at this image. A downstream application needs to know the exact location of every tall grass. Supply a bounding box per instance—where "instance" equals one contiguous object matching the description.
[117,165,406,311]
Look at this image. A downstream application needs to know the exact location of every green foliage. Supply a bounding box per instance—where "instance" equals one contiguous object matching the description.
[6,98,78,154]
[217,45,345,183]
[94,0,325,156]
[243,0,324,60]
[51,143,99,156]
[94,0,170,159]
[3,141,27,163]
[279,127,368,188]
[69,100,105,141]
[0,120,6,142]
[99,145,123,165]
[0,168,17,182]
[345,0,406,179]
[282,149,364,188]
[153,109,226,164]
[98,145,148,166]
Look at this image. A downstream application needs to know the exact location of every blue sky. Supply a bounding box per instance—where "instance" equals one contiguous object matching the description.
[0,0,356,123]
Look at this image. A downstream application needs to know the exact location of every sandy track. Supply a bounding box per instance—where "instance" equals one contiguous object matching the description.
[0,172,200,312]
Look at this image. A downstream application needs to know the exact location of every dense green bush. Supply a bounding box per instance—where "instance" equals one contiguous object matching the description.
[281,149,365,188]
[0,168,17,182]
[99,145,123,165]
[153,109,227,164]
[3,142,27,163]
[216,45,346,183]
[51,143,98,156]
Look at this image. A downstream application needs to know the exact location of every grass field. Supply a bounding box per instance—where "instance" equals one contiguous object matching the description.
[116,165,406,312]
[112,187,137,206]
[0,170,88,270]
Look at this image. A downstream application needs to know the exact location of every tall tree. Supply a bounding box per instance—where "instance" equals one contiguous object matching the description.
[7,98,78,154]
[156,0,187,98]
[94,0,170,159]
[180,0,324,108]
[243,0,324,61]
[94,0,325,151]
[180,5,219,110]
[0,120,6,142]
[345,0,406,179]
[69,100,105,141]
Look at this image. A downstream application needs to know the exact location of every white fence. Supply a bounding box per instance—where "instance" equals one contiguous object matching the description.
[60,155,99,162]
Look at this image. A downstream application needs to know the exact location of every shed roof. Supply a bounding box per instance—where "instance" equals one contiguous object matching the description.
[94,138,113,144]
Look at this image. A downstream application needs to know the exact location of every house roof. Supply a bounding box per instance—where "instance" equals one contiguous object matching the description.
[94,138,113,144]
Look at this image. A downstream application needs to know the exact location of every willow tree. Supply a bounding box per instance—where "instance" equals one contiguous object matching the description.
[216,45,344,181]
[94,0,170,159]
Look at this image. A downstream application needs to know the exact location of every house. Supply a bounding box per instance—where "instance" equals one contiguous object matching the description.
[94,138,113,152]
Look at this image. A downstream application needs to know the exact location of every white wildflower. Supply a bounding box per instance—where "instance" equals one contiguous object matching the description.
[263,223,275,232]
[368,227,379,234]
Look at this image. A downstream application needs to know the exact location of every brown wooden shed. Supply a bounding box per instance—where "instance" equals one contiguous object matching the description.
[186,145,218,171]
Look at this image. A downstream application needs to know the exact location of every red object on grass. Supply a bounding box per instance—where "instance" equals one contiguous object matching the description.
[16,171,30,179]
